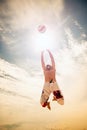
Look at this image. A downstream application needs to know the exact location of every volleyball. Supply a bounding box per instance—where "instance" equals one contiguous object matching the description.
[38,25,46,33]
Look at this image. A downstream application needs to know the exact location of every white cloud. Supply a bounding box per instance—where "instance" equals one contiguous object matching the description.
[53,26,87,105]
[65,28,87,61]
[81,33,87,38]
[0,58,42,103]
[74,20,83,29]
[6,0,64,30]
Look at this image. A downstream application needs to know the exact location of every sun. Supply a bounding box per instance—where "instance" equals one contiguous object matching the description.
[32,25,56,53]
[25,23,63,55]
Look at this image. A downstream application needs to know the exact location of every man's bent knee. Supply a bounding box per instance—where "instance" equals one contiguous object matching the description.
[40,102,47,107]
[53,90,63,99]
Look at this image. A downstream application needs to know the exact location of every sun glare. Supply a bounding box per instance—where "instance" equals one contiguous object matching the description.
[32,25,56,53]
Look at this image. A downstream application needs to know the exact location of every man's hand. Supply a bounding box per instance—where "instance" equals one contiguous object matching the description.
[47,49,52,55]
[47,49,50,53]
[41,50,44,55]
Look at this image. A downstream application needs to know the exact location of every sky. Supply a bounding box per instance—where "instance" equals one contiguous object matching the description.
[0,0,87,130]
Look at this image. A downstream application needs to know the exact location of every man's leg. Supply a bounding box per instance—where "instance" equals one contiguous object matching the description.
[52,82,64,105]
[40,82,51,110]
[52,96,57,101]
[42,99,51,110]
[53,90,64,105]
[53,90,63,99]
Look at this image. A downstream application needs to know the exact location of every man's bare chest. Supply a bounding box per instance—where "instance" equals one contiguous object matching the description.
[44,70,55,76]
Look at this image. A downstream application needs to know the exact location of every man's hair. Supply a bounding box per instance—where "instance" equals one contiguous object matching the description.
[46,64,52,70]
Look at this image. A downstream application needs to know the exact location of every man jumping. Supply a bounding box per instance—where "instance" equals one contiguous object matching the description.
[40,50,64,110]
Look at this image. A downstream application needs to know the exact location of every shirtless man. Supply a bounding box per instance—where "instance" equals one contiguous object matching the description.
[40,50,64,110]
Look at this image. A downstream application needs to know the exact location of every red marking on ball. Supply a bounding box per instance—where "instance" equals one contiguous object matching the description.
[38,25,46,33]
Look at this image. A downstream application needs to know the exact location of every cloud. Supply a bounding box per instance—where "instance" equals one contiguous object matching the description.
[0,58,38,103]
[74,20,83,29]
[0,69,18,81]
[65,27,87,65]
[81,33,87,38]
[0,0,64,31]
[0,87,32,101]
[52,23,87,105]
[0,0,64,63]
[0,58,30,81]
[0,122,21,130]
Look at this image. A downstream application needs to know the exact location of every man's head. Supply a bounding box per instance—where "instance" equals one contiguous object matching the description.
[46,64,52,71]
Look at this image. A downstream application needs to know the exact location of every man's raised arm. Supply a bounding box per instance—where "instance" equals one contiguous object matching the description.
[47,50,55,69]
[41,51,45,70]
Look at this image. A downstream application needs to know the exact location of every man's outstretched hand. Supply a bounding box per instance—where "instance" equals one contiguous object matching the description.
[41,50,44,55]
[46,49,51,54]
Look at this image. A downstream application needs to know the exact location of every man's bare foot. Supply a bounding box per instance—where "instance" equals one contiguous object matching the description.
[47,102,51,110]
[52,96,57,101]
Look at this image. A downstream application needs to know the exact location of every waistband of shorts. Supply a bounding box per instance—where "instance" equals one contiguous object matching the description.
[45,80,56,84]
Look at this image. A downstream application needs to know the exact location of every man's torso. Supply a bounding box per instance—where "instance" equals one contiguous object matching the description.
[44,69,56,82]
